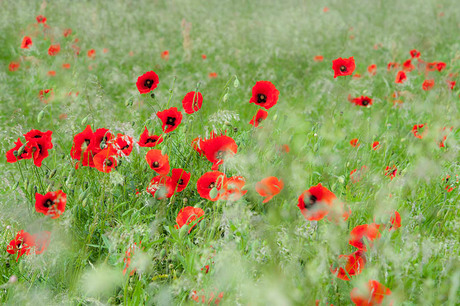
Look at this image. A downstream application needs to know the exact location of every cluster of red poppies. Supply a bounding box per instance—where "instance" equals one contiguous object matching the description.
[6,129,53,167]
[6,230,51,261]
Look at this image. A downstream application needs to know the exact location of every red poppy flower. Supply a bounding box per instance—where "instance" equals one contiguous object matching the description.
[146,175,175,199]
[447,80,456,90]
[182,91,203,114]
[7,230,35,261]
[332,57,355,78]
[350,138,360,147]
[331,250,366,281]
[123,243,140,276]
[403,59,414,72]
[87,49,96,59]
[389,211,401,230]
[94,148,118,173]
[249,81,280,109]
[202,135,238,170]
[35,190,67,219]
[136,71,159,94]
[157,107,183,133]
[138,127,164,147]
[161,50,169,60]
[38,89,54,104]
[196,171,227,201]
[436,62,446,71]
[222,176,248,201]
[255,176,284,203]
[24,129,53,167]
[21,36,32,49]
[350,166,368,183]
[63,28,72,37]
[171,168,191,192]
[353,73,361,79]
[33,231,51,255]
[174,206,205,232]
[314,55,324,62]
[201,54,207,59]
[249,109,268,128]
[387,62,399,70]
[410,49,421,58]
[192,137,205,156]
[89,128,114,156]
[367,64,377,76]
[36,15,47,23]
[385,165,397,180]
[349,223,381,251]
[372,141,380,150]
[112,134,134,156]
[145,149,170,176]
[70,125,94,165]
[208,72,218,78]
[444,175,458,192]
[422,79,434,91]
[6,138,33,163]
[350,95,373,107]
[395,71,407,84]
[426,62,437,71]
[412,124,427,139]
[297,183,336,221]
[350,280,392,306]
[47,70,56,77]
[9,61,20,72]
[191,290,224,305]
[48,44,60,56]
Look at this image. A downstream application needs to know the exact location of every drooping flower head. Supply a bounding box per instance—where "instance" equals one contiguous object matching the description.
[35,190,67,219]
[297,183,336,221]
[145,149,170,176]
[332,57,356,78]
[182,91,203,114]
[249,109,268,128]
[255,176,284,203]
[136,71,159,94]
[249,81,279,109]
[174,206,205,233]
[157,107,183,133]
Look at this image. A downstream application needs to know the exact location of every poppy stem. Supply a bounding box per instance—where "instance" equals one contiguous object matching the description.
[32,165,45,193]
[165,76,177,109]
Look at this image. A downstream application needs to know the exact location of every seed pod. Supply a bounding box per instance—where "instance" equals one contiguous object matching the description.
[17,144,27,157]
[223,93,229,102]
[37,110,45,123]
[233,77,240,88]
[179,225,189,239]
[48,169,57,179]
[209,187,218,200]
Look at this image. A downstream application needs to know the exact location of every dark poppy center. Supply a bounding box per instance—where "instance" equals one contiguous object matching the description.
[257,93,267,103]
[44,199,54,208]
[209,182,215,189]
[178,179,184,185]
[166,117,176,126]
[106,159,113,167]
[146,138,157,144]
[121,145,130,150]
[216,150,224,160]
[304,194,317,209]
[152,161,160,168]
[84,139,91,145]
[340,65,347,72]
[144,79,154,88]
[362,100,369,106]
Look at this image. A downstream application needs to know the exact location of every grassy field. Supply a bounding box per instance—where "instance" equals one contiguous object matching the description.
[1,0,459,304]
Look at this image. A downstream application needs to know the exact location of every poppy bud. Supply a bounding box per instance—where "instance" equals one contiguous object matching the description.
[183,198,188,204]
[48,169,57,179]
[46,183,53,193]
[233,77,240,88]
[179,225,189,238]
[17,144,27,157]
[12,181,19,190]
[223,93,229,102]
[151,93,155,99]
[79,189,89,201]
[81,116,89,126]
[209,187,218,200]
[37,110,45,123]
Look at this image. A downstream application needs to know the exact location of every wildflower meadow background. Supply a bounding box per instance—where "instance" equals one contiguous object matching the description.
[1,0,459,305]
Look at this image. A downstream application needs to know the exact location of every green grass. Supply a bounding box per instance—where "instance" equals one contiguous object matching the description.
[0,0,459,304]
